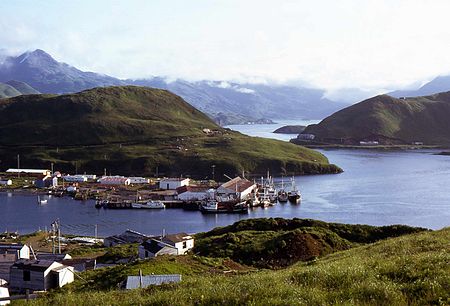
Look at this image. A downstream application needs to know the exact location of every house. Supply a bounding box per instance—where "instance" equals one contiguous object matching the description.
[104,229,151,247]
[0,244,30,260]
[34,174,53,188]
[124,274,181,289]
[0,179,12,186]
[128,177,150,184]
[98,176,131,186]
[61,258,96,272]
[62,175,87,183]
[0,254,16,283]
[0,244,30,283]
[138,240,178,259]
[9,260,74,292]
[139,233,194,259]
[217,177,256,200]
[159,178,190,190]
[176,186,213,202]
[6,169,51,176]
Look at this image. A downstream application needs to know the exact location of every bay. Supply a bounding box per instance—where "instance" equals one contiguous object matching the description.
[1,121,449,236]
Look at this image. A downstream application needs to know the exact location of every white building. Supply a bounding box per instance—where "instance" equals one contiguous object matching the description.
[98,176,131,186]
[9,260,74,291]
[0,180,12,186]
[6,169,51,176]
[159,178,190,190]
[82,174,97,180]
[176,186,212,202]
[128,177,150,184]
[217,177,256,200]
[62,175,87,183]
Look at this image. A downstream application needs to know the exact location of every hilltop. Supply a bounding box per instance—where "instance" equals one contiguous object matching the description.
[17,219,448,305]
[298,92,450,145]
[0,86,340,177]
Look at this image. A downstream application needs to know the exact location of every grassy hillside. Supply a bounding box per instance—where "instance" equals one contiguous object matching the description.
[301,92,450,145]
[194,218,426,268]
[20,223,448,305]
[0,86,341,177]
[0,82,21,98]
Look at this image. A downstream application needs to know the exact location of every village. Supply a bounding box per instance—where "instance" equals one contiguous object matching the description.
[0,224,196,302]
[0,168,301,302]
[0,167,301,214]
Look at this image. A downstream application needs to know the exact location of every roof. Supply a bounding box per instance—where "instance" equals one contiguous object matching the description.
[160,178,190,182]
[220,177,255,193]
[12,259,57,272]
[125,274,182,289]
[36,253,71,262]
[6,169,50,174]
[0,243,26,251]
[141,239,176,254]
[176,185,210,194]
[162,233,193,244]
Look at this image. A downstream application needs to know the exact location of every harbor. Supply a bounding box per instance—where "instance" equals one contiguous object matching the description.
[1,149,450,237]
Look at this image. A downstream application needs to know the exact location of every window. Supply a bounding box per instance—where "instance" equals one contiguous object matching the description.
[23,270,31,281]
[183,241,187,249]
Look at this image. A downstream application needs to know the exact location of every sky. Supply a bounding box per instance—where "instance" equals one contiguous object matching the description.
[1,0,450,100]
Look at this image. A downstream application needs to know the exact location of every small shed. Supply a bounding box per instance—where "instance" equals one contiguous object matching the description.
[9,260,74,292]
[125,274,181,289]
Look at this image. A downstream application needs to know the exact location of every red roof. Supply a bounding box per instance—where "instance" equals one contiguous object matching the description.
[176,186,209,194]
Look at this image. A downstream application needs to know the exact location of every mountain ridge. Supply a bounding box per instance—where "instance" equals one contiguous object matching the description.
[0,49,347,122]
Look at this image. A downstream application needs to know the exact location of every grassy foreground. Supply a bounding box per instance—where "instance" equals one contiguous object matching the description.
[18,227,449,305]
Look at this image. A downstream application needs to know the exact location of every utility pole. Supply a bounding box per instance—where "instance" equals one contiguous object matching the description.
[17,154,20,178]
[51,162,54,176]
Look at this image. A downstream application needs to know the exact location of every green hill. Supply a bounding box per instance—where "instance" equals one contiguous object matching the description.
[0,86,341,177]
[19,220,449,305]
[0,82,21,98]
[300,92,450,145]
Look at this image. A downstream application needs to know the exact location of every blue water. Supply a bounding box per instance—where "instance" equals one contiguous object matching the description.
[1,122,449,236]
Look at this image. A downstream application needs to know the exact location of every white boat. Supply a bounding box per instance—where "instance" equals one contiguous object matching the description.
[132,200,165,209]
[37,196,47,205]
[288,177,301,203]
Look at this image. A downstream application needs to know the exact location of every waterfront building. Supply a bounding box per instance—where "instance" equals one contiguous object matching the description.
[128,177,150,184]
[176,186,212,202]
[159,178,190,190]
[217,177,256,200]
[97,176,131,186]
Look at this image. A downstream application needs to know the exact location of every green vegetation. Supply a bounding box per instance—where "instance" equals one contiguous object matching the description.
[194,218,427,268]
[0,86,341,177]
[301,92,450,145]
[18,222,448,305]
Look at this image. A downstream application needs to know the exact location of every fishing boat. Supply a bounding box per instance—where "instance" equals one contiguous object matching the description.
[132,200,165,209]
[37,195,47,205]
[200,199,248,214]
[250,192,260,207]
[277,178,288,202]
[288,177,301,203]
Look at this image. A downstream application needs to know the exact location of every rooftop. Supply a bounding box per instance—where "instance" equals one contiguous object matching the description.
[220,177,255,192]
[125,274,182,289]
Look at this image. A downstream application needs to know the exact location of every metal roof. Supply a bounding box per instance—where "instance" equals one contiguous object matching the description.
[125,274,181,289]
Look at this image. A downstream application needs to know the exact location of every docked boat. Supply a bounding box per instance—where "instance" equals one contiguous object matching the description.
[288,177,301,203]
[200,199,248,213]
[277,178,288,202]
[132,200,165,209]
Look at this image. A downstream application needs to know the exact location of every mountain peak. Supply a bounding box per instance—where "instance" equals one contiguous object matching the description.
[15,49,56,65]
